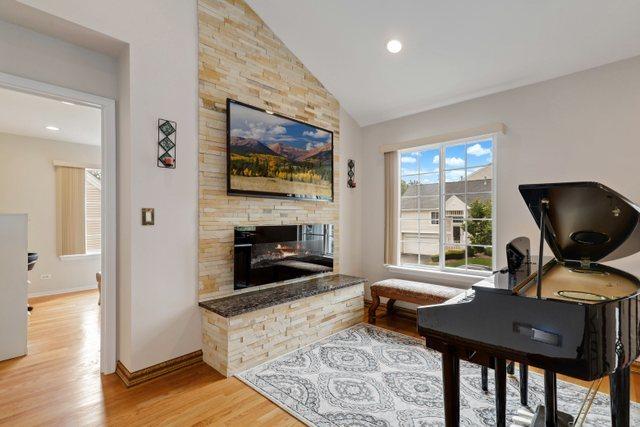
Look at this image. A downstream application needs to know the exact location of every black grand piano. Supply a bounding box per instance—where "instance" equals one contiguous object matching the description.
[418,182,640,427]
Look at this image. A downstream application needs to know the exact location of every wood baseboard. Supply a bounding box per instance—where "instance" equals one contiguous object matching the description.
[116,350,203,387]
[29,284,98,299]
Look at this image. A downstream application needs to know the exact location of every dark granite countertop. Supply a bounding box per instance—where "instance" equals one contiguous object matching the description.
[199,274,366,317]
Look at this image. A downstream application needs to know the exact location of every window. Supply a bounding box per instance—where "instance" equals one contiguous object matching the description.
[56,165,101,256]
[85,169,102,254]
[430,212,439,225]
[399,136,494,273]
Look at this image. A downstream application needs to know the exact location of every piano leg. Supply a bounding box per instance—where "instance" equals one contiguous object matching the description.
[481,366,488,392]
[495,358,507,427]
[544,370,557,426]
[442,345,460,427]
[609,367,630,427]
[520,363,529,406]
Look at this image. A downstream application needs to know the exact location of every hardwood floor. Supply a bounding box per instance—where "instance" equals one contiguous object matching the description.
[0,291,637,426]
[0,290,300,426]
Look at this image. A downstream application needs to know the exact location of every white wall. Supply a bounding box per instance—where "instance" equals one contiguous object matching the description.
[338,108,363,276]
[12,0,200,371]
[0,133,101,295]
[0,19,118,100]
[361,55,640,288]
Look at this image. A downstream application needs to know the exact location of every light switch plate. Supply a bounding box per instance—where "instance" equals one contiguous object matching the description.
[142,208,154,225]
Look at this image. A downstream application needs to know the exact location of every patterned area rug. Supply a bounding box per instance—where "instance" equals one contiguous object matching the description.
[237,323,639,426]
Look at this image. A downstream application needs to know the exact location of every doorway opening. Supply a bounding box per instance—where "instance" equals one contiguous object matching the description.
[0,72,116,373]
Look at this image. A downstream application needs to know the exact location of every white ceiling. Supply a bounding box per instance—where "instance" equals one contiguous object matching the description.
[0,87,101,145]
[246,0,640,126]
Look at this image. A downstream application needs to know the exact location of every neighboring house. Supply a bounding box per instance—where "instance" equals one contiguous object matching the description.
[400,165,492,261]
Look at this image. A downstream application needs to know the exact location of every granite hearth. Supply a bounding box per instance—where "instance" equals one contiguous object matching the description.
[199,274,365,376]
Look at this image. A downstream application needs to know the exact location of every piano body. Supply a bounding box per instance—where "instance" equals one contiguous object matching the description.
[418,182,640,427]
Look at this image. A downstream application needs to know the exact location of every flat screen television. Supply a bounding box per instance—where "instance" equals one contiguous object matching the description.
[226,99,334,201]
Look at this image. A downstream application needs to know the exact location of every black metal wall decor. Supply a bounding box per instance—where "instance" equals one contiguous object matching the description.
[158,119,177,169]
[347,159,356,188]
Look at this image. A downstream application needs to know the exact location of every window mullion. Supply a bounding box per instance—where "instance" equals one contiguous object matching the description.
[417,151,421,266]
[439,144,445,271]
[464,143,468,271]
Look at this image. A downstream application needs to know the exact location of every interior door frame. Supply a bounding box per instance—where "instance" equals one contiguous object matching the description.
[0,71,117,374]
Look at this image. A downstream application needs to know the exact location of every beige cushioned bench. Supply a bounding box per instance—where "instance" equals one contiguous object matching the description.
[368,278,463,323]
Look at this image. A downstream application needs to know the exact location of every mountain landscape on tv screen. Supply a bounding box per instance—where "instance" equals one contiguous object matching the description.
[228,102,333,200]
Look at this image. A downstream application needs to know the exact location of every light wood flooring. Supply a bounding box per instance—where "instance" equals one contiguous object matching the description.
[0,290,637,426]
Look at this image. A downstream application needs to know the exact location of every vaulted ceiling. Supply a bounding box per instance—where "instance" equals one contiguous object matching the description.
[247,0,640,126]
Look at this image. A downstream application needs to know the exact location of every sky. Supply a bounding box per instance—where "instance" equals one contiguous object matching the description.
[401,139,492,183]
[229,102,332,150]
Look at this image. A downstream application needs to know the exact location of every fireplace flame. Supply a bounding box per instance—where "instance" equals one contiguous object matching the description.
[275,243,298,258]
[251,241,317,266]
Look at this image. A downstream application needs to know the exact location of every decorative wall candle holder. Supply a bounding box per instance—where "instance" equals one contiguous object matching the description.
[347,159,356,188]
[158,119,177,169]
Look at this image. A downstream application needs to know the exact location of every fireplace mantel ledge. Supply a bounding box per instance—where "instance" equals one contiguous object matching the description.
[198,274,366,317]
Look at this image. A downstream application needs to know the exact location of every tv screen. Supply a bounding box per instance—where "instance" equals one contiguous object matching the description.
[227,99,334,201]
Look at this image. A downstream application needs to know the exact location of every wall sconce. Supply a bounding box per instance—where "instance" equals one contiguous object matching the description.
[158,119,176,169]
[347,159,356,188]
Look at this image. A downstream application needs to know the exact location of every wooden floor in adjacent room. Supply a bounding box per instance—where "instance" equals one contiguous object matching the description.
[0,291,638,426]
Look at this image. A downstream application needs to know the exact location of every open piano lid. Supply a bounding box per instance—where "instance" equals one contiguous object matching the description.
[519,182,640,264]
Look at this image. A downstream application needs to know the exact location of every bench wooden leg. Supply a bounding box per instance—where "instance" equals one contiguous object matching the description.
[386,299,396,316]
[368,294,380,323]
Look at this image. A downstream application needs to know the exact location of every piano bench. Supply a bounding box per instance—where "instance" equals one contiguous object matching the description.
[368,279,463,323]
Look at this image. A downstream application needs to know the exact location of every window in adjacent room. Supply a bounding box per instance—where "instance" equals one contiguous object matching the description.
[399,136,495,273]
[85,168,102,254]
[56,165,101,256]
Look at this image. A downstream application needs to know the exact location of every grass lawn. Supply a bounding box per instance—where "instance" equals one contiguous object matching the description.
[445,256,492,269]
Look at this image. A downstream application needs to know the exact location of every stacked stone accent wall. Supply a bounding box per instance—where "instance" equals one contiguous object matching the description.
[201,284,364,376]
[198,0,341,299]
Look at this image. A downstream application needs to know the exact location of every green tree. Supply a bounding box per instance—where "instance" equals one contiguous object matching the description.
[401,179,408,195]
[463,199,492,245]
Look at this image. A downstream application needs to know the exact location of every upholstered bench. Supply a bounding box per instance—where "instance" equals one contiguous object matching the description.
[368,278,463,323]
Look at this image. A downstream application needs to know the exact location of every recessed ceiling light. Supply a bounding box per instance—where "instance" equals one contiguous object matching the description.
[45,126,60,131]
[61,101,75,106]
[265,110,274,115]
[386,39,402,54]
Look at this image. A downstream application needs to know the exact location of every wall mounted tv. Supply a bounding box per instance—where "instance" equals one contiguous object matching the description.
[227,99,334,201]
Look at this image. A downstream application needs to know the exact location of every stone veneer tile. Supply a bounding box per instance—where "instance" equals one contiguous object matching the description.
[198,0,341,299]
[201,283,364,377]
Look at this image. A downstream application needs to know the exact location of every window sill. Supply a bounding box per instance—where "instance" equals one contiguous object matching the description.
[384,264,489,288]
[59,253,101,261]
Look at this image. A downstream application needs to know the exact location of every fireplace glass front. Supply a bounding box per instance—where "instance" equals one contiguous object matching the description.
[234,224,334,290]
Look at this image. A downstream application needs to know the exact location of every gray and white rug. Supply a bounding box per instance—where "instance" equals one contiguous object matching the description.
[237,323,639,426]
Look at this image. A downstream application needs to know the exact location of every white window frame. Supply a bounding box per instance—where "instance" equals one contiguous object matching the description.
[84,168,102,255]
[398,133,497,277]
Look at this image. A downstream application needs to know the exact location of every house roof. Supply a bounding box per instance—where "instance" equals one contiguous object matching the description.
[401,178,491,210]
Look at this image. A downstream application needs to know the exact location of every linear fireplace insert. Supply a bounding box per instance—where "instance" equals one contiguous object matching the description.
[234,224,334,290]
